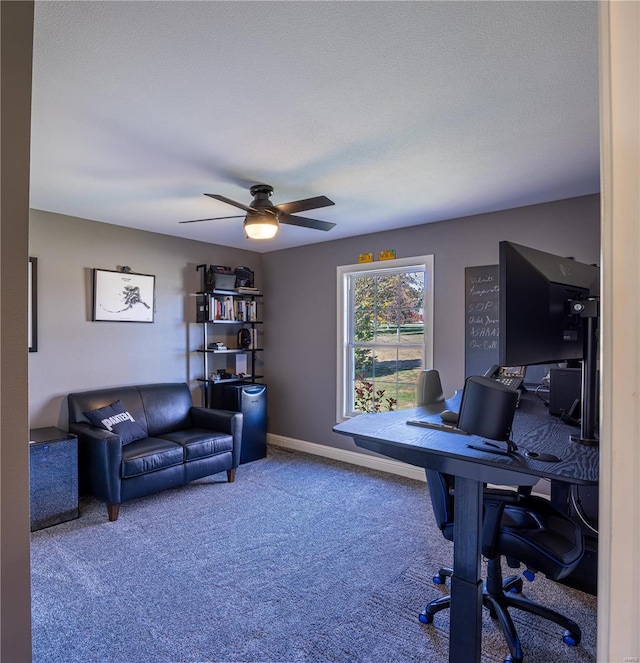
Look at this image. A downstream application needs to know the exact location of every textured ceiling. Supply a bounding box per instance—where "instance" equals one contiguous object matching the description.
[30,1,600,253]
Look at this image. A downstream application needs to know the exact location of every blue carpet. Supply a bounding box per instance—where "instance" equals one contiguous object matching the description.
[31,447,596,662]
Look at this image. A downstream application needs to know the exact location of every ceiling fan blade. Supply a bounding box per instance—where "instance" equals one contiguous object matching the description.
[279,214,336,232]
[179,214,245,224]
[204,193,257,213]
[274,196,335,216]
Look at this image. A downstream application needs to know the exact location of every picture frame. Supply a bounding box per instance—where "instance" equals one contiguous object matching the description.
[92,269,155,323]
[29,257,38,352]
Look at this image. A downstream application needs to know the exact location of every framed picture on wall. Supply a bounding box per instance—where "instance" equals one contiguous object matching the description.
[92,269,155,323]
[29,257,37,352]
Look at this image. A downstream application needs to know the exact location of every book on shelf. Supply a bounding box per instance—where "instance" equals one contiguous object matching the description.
[247,327,259,350]
[209,295,235,321]
[235,299,253,322]
[235,299,257,322]
[205,296,258,322]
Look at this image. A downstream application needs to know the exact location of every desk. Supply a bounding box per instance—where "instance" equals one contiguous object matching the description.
[333,392,599,663]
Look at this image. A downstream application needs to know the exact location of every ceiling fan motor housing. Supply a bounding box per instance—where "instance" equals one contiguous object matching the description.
[249,184,276,213]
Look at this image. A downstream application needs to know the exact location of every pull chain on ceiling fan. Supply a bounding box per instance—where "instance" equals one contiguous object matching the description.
[180,184,336,239]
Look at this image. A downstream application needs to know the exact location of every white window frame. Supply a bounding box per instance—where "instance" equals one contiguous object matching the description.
[336,254,434,421]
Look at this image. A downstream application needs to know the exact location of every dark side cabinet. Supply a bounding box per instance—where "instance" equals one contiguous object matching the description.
[214,383,267,464]
[29,427,79,531]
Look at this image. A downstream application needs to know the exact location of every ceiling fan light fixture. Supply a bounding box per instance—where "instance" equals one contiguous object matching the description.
[244,213,279,239]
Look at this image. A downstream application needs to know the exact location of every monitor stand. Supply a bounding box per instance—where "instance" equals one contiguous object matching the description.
[570,304,599,446]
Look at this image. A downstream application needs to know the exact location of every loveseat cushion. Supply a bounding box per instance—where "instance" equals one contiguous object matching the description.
[83,400,147,445]
[121,437,184,478]
[139,383,193,437]
[160,429,234,461]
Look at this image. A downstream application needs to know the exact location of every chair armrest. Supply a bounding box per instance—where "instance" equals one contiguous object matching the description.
[190,408,243,467]
[68,422,124,504]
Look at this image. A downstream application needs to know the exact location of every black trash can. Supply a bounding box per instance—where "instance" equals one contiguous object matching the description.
[219,383,267,464]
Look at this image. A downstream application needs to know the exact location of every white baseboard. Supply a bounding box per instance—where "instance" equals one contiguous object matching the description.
[267,433,427,483]
[267,433,548,498]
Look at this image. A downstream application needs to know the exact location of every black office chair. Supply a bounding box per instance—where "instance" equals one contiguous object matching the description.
[417,373,585,663]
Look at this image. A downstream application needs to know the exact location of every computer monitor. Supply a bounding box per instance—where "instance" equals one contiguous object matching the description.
[499,241,599,366]
[498,241,600,445]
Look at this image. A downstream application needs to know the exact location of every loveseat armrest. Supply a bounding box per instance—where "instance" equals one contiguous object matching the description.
[190,407,243,467]
[68,422,125,505]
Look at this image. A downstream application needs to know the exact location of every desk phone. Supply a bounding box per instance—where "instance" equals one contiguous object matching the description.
[484,364,527,391]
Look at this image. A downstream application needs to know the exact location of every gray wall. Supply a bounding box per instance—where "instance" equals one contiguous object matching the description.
[28,210,263,428]
[262,194,600,452]
[29,194,600,454]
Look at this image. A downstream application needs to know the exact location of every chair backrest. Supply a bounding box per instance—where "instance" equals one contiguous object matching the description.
[416,369,445,406]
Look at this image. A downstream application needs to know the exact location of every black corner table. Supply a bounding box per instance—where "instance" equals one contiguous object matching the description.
[333,391,599,663]
[29,426,79,531]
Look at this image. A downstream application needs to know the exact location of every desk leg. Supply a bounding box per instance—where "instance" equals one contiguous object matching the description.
[450,476,483,663]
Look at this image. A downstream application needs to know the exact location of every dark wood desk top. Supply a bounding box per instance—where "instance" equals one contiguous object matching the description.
[334,391,599,486]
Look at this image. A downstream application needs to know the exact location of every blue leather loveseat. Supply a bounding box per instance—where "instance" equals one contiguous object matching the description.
[67,382,243,521]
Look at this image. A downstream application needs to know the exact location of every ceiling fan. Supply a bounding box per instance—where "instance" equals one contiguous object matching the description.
[180,184,336,239]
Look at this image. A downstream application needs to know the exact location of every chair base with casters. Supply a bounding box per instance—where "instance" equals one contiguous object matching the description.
[430,564,524,594]
[422,469,584,663]
[419,556,581,663]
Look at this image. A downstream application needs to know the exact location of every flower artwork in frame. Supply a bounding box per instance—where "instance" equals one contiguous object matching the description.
[92,269,155,322]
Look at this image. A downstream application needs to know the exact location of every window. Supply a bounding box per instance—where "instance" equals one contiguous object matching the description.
[337,255,434,419]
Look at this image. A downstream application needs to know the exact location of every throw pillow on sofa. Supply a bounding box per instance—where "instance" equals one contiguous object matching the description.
[83,400,146,444]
